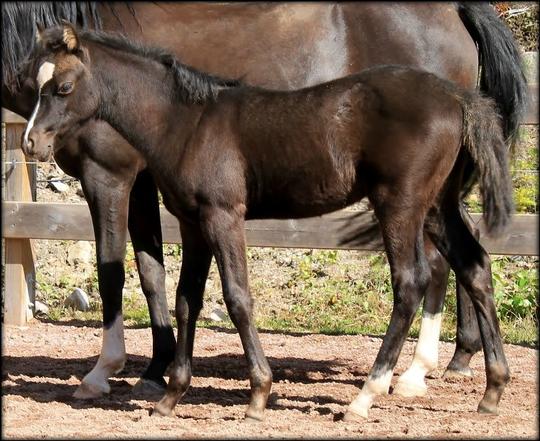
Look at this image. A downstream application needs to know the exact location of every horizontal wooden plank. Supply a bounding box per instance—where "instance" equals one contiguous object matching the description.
[2,109,26,124]
[2,201,538,255]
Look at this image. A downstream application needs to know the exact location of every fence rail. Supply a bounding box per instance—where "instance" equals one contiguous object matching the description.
[2,79,538,325]
[3,200,538,256]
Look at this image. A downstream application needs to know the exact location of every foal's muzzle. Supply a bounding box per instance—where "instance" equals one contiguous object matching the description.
[23,128,55,162]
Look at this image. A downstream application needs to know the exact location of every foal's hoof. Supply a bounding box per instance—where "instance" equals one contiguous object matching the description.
[150,402,174,417]
[132,378,166,400]
[393,379,427,398]
[73,381,109,399]
[342,407,368,422]
[443,366,473,380]
[244,408,264,422]
[477,400,499,415]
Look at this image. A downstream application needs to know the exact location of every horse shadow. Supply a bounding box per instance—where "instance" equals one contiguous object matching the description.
[2,352,364,414]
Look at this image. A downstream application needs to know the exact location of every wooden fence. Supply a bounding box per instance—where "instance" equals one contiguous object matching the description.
[2,83,538,326]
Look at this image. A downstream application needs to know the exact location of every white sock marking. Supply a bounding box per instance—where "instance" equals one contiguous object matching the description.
[23,61,55,145]
[348,368,393,417]
[397,312,442,391]
[80,313,126,393]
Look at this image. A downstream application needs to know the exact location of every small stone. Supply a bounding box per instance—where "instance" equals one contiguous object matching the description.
[34,300,49,316]
[65,288,91,311]
[48,179,70,193]
[209,308,228,322]
[67,241,93,266]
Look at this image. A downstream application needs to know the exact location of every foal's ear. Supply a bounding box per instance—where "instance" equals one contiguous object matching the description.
[35,22,46,44]
[61,20,80,52]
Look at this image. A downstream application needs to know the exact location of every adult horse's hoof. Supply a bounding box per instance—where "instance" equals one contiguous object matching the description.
[443,366,473,379]
[393,378,427,398]
[73,381,109,399]
[132,378,166,400]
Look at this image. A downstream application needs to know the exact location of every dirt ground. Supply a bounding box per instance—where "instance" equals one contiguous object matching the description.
[2,320,538,439]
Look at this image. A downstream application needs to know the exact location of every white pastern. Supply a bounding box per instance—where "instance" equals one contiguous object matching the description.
[347,368,393,418]
[394,312,442,397]
[74,313,126,398]
[23,61,55,144]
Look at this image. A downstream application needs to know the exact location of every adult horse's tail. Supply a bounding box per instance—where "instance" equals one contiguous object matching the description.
[457,2,528,148]
[460,92,514,235]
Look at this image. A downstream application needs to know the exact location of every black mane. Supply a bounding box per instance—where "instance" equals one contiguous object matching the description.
[79,29,242,105]
[1,2,137,92]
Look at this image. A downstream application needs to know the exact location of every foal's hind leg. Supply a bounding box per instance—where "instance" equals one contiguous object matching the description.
[426,206,510,414]
[345,205,432,420]
[153,222,212,417]
[393,237,448,397]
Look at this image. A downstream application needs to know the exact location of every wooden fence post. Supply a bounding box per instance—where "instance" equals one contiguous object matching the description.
[3,120,36,325]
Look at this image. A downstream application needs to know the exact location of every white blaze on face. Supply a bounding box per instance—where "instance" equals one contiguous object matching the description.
[23,61,56,145]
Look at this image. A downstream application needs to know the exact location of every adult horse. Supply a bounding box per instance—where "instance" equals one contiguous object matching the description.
[2,2,526,400]
[24,24,513,420]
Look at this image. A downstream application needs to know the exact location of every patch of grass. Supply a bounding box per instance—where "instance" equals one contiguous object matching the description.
[38,249,537,348]
[252,251,538,346]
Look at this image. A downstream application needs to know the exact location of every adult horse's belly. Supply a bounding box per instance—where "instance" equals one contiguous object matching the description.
[101,2,478,91]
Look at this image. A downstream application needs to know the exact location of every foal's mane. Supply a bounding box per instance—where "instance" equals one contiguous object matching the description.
[1,2,136,92]
[80,29,243,104]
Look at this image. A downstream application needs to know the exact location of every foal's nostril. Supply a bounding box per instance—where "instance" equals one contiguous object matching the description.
[26,137,35,153]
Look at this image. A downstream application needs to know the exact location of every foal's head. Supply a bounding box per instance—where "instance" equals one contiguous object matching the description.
[23,23,98,160]
[23,23,242,161]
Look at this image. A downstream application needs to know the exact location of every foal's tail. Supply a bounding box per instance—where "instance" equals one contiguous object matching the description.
[457,2,528,148]
[459,93,514,235]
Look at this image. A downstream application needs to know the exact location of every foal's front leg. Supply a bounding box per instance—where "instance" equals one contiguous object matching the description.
[200,205,272,421]
[153,222,212,416]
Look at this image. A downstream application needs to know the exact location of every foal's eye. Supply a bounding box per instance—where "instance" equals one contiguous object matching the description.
[57,82,74,95]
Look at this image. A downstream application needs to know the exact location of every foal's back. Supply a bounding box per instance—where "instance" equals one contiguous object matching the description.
[187,66,464,219]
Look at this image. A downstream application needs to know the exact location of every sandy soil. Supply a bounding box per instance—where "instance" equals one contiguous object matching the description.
[2,320,538,439]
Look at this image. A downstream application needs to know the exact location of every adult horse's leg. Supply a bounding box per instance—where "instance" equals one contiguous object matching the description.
[426,205,509,414]
[444,205,483,378]
[73,158,136,399]
[153,222,212,416]
[128,170,176,396]
[393,237,449,397]
[344,202,432,420]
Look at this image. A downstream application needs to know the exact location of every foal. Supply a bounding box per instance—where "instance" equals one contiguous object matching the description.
[26,25,513,421]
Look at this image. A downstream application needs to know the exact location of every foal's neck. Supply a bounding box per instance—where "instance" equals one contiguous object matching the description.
[91,42,204,160]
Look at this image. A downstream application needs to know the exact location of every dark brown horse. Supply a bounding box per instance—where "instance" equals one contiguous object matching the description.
[24,25,513,420]
[2,2,526,401]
